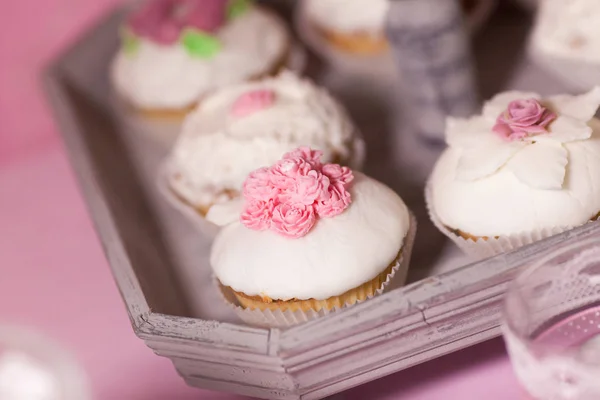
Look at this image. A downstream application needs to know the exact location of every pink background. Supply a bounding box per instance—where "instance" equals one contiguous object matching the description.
[0,0,522,398]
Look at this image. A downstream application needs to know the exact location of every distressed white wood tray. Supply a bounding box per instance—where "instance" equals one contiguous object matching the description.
[43,2,600,400]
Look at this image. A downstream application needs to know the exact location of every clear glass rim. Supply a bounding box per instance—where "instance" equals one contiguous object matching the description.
[502,236,600,344]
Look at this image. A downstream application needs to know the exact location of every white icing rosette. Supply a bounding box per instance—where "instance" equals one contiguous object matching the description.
[206,148,415,327]
[157,71,365,236]
[427,87,600,260]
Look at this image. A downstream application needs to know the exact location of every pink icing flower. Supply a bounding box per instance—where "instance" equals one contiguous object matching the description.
[283,147,323,168]
[321,163,354,185]
[492,98,557,141]
[279,169,331,206]
[242,167,279,201]
[231,89,275,118]
[240,199,274,231]
[315,182,352,218]
[127,0,227,45]
[270,203,316,238]
[239,147,353,238]
[271,157,312,182]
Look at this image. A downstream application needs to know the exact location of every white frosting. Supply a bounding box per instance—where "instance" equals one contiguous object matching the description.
[166,71,363,208]
[111,7,289,109]
[430,88,600,237]
[533,0,600,64]
[304,0,389,35]
[209,172,410,300]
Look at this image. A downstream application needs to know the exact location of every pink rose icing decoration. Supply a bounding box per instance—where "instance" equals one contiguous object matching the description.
[240,147,354,238]
[315,182,352,218]
[283,147,324,168]
[242,167,278,201]
[127,0,228,45]
[492,98,557,141]
[231,89,276,117]
[240,199,274,231]
[321,163,353,185]
[271,204,316,238]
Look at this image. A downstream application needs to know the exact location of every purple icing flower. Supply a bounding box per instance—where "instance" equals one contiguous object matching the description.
[492,98,557,141]
[127,0,228,45]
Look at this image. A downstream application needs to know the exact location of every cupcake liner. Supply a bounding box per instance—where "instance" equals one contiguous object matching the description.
[424,182,580,260]
[156,163,220,239]
[215,212,417,328]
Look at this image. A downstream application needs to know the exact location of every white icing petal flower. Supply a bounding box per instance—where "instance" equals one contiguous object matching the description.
[506,141,568,189]
[546,86,600,121]
[456,141,525,181]
[449,87,600,189]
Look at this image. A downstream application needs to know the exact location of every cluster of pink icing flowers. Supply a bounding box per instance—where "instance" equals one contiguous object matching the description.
[492,98,557,141]
[241,147,354,238]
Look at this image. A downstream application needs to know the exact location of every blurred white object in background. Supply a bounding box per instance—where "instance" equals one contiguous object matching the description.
[0,327,89,400]
[529,0,600,91]
[0,352,60,400]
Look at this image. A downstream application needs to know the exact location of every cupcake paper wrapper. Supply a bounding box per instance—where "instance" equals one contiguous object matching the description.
[215,212,417,328]
[156,163,220,238]
[424,182,580,260]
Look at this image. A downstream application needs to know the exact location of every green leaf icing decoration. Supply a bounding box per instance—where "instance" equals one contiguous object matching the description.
[121,28,140,56]
[181,29,221,58]
[228,0,252,20]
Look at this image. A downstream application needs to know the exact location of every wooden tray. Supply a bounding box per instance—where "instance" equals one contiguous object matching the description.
[43,3,600,400]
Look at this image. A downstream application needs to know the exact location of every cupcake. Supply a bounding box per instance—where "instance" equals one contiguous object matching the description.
[302,0,495,55]
[530,0,600,91]
[303,0,390,55]
[160,71,365,220]
[111,0,290,119]
[207,147,414,326]
[427,88,600,259]
[532,0,600,64]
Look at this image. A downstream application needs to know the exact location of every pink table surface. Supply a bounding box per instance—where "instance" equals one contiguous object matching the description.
[0,0,523,398]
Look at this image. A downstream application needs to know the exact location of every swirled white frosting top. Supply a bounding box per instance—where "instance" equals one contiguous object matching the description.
[532,0,600,64]
[111,1,289,110]
[304,0,390,35]
[430,87,600,237]
[165,71,364,208]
